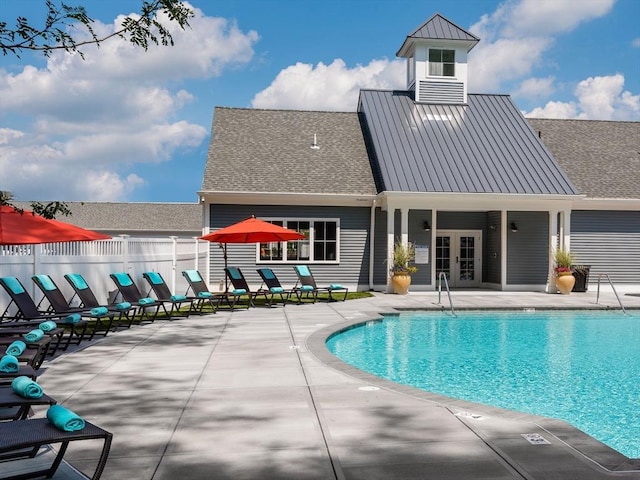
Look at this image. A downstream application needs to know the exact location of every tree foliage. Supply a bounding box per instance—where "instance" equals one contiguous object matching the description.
[0,0,193,58]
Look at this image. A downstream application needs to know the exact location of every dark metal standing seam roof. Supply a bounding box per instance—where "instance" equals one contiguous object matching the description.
[396,14,480,57]
[358,90,578,195]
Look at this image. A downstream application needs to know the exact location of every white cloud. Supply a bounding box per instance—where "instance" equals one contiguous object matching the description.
[525,73,640,120]
[631,38,640,48]
[0,3,258,201]
[514,76,556,99]
[251,58,404,111]
[468,0,615,93]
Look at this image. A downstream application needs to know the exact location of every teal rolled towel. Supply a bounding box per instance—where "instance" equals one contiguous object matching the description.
[64,313,82,324]
[170,294,187,302]
[232,288,247,295]
[300,285,314,292]
[12,375,43,398]
[198,291,213,299]
[0,354,19,373]
[6,340,26,356]
[90,306,109,317]
[329,284,343,289]
[24,329,44,342]
[47,404,85,432]
[138,297,155,305]
[270,287,284,293]
[115,301,131,310]
[39,320,58,332]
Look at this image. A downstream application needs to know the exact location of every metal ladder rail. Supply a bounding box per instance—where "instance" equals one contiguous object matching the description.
[595,273,626,314]
[436,272,456,316]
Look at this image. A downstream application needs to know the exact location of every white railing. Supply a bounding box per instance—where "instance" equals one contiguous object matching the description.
[0,236,211,315]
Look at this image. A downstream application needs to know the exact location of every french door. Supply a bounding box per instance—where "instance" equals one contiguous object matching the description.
[435,230,482,288]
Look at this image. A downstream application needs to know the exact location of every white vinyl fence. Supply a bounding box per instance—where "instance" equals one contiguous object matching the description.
[0,236,210,315]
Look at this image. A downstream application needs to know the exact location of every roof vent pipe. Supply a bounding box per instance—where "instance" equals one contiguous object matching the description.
[311,134,320,149]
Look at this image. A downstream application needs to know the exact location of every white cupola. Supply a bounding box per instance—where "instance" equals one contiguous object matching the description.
[396,14,479,105]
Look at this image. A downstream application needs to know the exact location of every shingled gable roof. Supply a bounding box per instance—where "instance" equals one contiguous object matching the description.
[396,13,480,57]
[13,201,202,234]
[358,89,578,196]
[201,107,377,196]
[527,118,640,200]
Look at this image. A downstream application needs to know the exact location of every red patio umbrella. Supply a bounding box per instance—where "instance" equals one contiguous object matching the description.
[0,205,111,245]
[200,216,305,286]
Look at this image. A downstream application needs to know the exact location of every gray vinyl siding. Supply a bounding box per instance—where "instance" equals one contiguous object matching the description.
[571,211,640,285]
[208,204,371,290]
[506,211,549,285]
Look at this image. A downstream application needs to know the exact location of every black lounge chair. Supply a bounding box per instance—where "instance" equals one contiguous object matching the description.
[142,271,195,318]
[256,268,298,306]
[64,273,136,329]
[0,334,52,369]
[31,274,117,337]
[292,265,348,302]
[182,270,233,313]
[0,385,57,421]
[224,267,265,308]
[0,417,112,480]
[0,277,89,352]
[109,272,162,323]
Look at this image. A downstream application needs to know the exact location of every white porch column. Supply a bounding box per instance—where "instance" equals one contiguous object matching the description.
[500,210,507,289]
[430,209,437,288]
[546,210,559,293]
[386,205,396,292]
[560,210,571,250]
[400,208,409,246]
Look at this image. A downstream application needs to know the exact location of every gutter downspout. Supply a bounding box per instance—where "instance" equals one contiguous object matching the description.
[368,199,376,290]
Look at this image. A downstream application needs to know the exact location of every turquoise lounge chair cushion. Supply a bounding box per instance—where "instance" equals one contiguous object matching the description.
[232,288,247,295]
[47,405,85,432]
[296,265,311,276]
[184,270,201,282]
[64,313,82,324]
[115,302,131,310]
[24,329,44,342]
[227,267,242,280]
[5,340,26,356]
[90,306,109,317]
[300,285,314,292]
[198,291,213,299]
[33,274,56,291]
[39,320,58,332]
[12,375,43,399]
[66,273,88,290]
[112,272,133,286]
[138,297,155,305]
[270,287,284,293]
[146,271,163,285]
[171,294,187,302]
[0,354,19,373]
[1,277,24,294]
[329,284,344,289]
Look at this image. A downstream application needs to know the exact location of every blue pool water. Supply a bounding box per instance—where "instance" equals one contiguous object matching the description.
[326,310,640,459]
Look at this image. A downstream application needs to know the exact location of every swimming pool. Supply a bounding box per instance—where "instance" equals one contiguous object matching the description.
[326,310,640,459]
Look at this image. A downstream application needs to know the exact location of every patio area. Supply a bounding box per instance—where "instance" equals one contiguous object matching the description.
[3,290,640,480]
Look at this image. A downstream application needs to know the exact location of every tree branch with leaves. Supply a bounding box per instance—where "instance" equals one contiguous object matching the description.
[0,0,193,58]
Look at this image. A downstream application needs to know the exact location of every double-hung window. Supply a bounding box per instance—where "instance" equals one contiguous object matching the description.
[428,49,455,77]
[258,218,339,263]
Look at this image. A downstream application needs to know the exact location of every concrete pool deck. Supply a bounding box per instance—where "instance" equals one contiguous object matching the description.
[3,290,639,479]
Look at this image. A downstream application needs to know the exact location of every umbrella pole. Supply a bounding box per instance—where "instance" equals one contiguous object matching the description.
[223,243,228,291]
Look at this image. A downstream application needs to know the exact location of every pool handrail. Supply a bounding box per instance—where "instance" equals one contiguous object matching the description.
[595,273,626,314]
[436,272,455,316]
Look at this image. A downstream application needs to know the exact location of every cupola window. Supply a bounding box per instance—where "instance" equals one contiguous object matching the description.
[428,49,455,77]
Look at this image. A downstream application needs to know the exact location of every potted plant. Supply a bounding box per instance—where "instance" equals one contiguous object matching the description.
[390,240,417,295]
[553,247,575,294]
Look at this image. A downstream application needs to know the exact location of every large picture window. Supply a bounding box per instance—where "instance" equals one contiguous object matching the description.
[258,218,339,263]
[428,49,455,77]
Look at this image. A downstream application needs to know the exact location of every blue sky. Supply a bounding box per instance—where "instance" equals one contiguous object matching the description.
[1,0,638,203]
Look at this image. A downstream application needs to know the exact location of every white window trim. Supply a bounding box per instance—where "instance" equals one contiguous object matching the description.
[255,217,341,264]
[427,48,455,78]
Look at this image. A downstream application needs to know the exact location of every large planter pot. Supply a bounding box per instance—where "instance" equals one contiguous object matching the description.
[391,273,412,295]
[556,272,576,295]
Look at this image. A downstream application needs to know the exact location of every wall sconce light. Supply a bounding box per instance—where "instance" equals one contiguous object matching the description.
[510,222,519,232]
[423,221,431,231]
